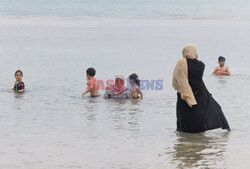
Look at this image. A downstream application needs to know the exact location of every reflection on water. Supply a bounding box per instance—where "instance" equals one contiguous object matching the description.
[105,99,129,112]
[168,131,229,168]
[214,75,228,85]
[13,91,25,99]
[83,97,99,121]
[101,99,143,132]
[130,99,140,105]
[13,92,25,110]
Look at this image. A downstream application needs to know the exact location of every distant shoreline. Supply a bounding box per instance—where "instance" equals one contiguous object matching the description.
[1,14,250,22]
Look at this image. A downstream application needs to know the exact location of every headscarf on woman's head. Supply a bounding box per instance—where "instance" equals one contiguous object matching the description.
[182,44,198,60]
[104,75,131,99]
[172,44,198,108]
[115,75,124,81]
[115,75,125,89]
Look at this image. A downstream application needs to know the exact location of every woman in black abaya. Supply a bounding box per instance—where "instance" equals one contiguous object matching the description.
[172,44,230,133]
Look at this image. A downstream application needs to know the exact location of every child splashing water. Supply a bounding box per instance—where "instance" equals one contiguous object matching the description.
[129,73,143,99]
[12,70,25,92]
[213,56,230,76]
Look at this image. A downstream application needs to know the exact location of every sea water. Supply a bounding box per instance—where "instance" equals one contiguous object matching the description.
[1,0,250,19]
[0,1,250,169]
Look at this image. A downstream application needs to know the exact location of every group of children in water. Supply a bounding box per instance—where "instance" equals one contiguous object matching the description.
[12,68,144,99]
[81,67,143,99]
[12,56,230,97]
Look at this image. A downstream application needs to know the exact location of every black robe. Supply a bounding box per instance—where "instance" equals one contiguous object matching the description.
[176,58,230,133]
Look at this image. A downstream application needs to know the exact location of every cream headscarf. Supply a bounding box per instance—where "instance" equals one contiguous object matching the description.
[172,44,198,107]
[182,44,198,60]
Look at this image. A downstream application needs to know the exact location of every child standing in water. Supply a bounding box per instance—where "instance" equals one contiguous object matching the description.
[213,56,230,75]
[129,73,143,99]
[82,67,99,97]
[12,70,25,92]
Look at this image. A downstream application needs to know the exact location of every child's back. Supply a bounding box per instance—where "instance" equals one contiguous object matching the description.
[130,84,140,99]
[82,67,99,97]
[87,77,99,97]
[129,73,143,99]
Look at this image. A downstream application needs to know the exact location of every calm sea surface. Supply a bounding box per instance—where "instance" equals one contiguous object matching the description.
[0,0,250,19]
[1,1,250,169]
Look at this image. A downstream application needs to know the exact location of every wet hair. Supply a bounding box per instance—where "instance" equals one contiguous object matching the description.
[218,56,226,62]
[129,73,140,87]
[15,70,23,76]
[86,67,96,77]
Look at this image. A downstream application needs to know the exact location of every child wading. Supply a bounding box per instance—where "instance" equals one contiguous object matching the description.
[213,56,230,76]
[12,70,25,92]
[82,67,99,97]
[129,73,143,99]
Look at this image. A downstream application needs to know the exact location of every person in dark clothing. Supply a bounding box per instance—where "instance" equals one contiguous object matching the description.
[172,44,230,133]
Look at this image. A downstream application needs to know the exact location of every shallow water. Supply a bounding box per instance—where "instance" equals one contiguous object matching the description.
[1,16,250,168]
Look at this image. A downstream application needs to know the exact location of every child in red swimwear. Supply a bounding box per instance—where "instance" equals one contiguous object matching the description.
[213,56,230,76]
[82,67,99,97]
[12,70,25,92]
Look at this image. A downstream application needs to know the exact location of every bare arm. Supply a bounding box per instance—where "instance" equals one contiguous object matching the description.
[220,66,230,76]
[136,88,143,99]
[82,89,90,95]
[82,80,94,95]
[222,72,230,76]
[224,66,231,76]
[213,67,219,74]
[16,89,24,93]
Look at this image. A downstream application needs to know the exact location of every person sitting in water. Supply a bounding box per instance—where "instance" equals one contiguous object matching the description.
[104,75,131,99]
[213,56,230,76]
[82,67,99,97]
[12,70,25,92]
[129,73,143,99]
